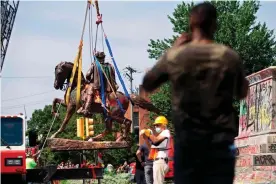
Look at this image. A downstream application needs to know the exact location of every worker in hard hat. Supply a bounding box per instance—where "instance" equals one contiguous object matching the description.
[140,116,171,184]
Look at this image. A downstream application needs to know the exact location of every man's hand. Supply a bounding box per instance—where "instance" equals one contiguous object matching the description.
[173,32,191,47]
[144,129,152,137]
[139,129,146,136]
[140,129,152,137]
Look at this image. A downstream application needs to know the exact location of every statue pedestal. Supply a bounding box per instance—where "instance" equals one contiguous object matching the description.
[234,67,276,184]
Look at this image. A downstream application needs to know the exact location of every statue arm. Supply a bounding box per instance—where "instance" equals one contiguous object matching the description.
[86,64,94,82]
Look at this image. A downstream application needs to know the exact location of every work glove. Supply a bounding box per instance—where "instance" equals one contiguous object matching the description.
[140,129,152,137]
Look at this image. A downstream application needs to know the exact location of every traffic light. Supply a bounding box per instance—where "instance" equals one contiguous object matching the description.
[77,117,84,139]
[85,118,94,137]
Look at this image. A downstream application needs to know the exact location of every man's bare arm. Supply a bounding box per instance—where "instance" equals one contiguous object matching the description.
[136,149,143,163]
[142,53,169,92]
[148,134,167,145]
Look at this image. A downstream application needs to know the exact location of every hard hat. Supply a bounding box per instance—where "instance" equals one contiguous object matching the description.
[95,51,105,58]
[153,116,168,125]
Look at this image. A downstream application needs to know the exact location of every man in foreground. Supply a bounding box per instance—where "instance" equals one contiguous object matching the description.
[140,116,171,184]
[142,2,248,184]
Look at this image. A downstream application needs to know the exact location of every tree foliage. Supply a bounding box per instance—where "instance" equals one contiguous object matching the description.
[27,104,137,167]
[148,0,276,129]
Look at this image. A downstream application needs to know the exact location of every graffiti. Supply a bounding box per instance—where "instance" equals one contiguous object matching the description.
[236,156,252,167]
[257,80,273,131]
[236,145,260,156]
[239,79,275,135]
[253,166,276,171]
[234,170,275,183]
[253,155,276,166]
[246,68,272,85]
[268,144,276,153]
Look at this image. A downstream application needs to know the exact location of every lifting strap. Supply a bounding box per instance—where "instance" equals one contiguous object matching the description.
[65,1,91,109]
[93,1,133,106]
[92,0,126,114]
[103,28,134,105]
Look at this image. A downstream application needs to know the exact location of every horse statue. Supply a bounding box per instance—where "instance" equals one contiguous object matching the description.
[51,61,160,141]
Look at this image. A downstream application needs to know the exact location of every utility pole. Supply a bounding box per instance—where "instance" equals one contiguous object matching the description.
[24,105,27,130]
[123,66,140,133]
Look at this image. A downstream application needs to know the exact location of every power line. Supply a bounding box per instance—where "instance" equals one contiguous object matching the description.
[2,90,56,102]
[1,100,51,109]
[1,76,53,79]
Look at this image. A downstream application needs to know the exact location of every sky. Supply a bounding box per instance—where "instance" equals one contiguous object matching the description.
[1,0,276,120]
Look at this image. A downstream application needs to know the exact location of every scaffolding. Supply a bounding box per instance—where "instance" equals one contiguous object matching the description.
[1,0,19,72]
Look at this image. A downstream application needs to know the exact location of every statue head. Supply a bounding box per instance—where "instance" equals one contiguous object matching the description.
[95,51,105,63]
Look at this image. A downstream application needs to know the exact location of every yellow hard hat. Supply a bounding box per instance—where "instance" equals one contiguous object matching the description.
[153,116,168,125]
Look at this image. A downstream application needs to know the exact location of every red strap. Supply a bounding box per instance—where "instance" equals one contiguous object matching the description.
[91,167,96,179]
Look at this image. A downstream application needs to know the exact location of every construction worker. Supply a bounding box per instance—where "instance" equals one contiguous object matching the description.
[140,116,171,184]
[26,153,37,169]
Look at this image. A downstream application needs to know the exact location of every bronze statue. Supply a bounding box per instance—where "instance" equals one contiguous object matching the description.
[51,61,159,142]
[77,52,118,116]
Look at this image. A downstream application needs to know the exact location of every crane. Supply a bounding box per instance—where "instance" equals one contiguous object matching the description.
[1,0,20,73]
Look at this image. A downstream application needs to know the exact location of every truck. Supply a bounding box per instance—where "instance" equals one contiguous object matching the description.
[1,113,27,183]
[1,113,104,184]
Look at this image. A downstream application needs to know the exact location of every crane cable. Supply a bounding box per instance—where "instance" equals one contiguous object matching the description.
[65,1,91,109]
[37,102,62,160]
[91,0,126,113]
[88,2,94,64]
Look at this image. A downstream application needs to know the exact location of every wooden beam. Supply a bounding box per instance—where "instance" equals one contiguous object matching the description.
[47,138,130,151]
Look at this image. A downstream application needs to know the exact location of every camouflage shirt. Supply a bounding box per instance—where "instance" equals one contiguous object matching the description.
[142,42,247,145]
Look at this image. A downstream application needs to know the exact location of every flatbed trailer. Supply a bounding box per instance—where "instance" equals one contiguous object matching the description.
[26,166,103,183]
[1,166,103,184]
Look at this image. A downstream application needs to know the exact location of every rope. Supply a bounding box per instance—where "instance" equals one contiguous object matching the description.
[94,25,99,51]
[88,4,94,64]
[65,2,91,108]
[101,23,104,52]
[37,102,62,159]
[91,0,125,113]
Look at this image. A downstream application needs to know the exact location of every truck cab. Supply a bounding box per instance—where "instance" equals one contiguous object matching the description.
[1,114,27,183]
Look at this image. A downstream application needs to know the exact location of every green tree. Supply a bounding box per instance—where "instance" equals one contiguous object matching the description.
[147,0,276,128]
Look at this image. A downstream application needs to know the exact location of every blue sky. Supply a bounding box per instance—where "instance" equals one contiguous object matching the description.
[1,0,276,120]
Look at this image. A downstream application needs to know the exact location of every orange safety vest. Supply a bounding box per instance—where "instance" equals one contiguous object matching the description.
[148,135,173,160]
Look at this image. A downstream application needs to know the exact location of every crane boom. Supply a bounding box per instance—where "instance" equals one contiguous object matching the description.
[1,0,20,73]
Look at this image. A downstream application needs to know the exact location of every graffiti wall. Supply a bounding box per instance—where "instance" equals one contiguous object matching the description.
[235,67,276,184]
[239,67,276,137]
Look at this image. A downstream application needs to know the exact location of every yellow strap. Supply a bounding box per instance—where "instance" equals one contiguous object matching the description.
[65,41,83,106]
[65,1,91,107]
[76,44,82,109]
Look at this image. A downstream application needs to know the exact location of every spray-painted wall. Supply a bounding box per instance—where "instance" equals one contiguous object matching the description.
[239,67,276,137]
[235,67,276,184]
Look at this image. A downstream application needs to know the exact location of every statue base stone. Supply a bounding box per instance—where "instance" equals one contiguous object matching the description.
[234,133,276,184]
[234,67,276,183]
